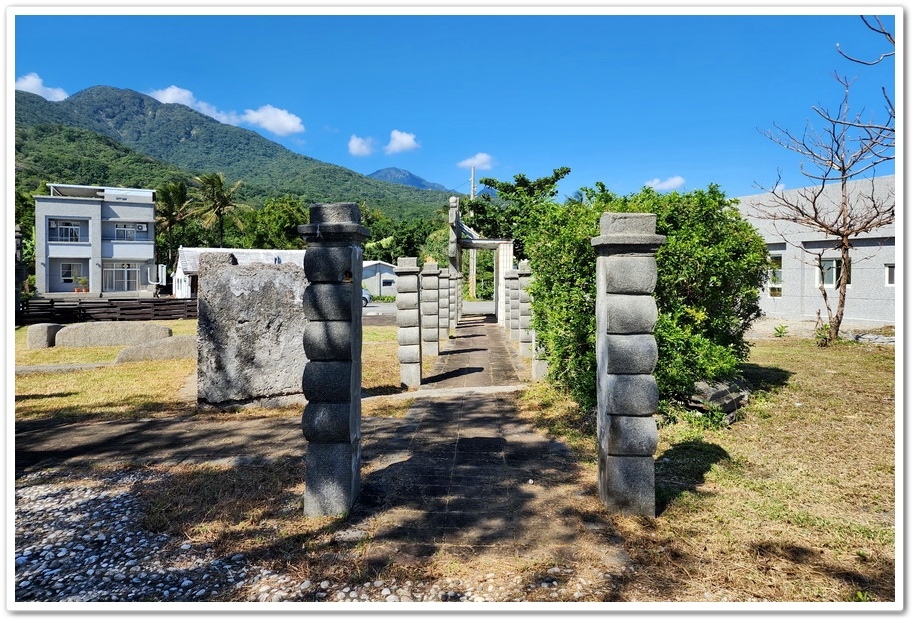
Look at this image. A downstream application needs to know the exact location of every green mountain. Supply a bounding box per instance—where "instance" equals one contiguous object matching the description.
[15,86,454,219]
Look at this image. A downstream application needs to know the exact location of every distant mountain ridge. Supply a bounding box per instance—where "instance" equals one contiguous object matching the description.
[14,86,454,220]
[367,167,449,192]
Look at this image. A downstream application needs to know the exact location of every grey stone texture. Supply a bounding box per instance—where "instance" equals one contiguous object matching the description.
[26,323,63,349]
[438,269,449,336]
[395,257,422,389]
[197,253,306,408]
[299,202,369,518]
[114,334,197,364]
[593,212,666,518]
[517,261,533,357]
[507,269,520,342]
[420,261,440,356]
[55,321,172,348]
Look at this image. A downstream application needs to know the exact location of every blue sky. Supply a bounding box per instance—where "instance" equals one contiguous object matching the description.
[11,4,899,202]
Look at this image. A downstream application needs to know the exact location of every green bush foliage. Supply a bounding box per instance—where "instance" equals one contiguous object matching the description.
[481,172,770,410]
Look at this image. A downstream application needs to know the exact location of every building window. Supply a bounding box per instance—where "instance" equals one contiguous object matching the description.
[886,264,895,286]
[116,224,137,241]
[61,263,82,283]
[53,221,81,242]
[767,255,782,298]
[817,258,851,289]
[382,279,395,287]
[103,262,139,291]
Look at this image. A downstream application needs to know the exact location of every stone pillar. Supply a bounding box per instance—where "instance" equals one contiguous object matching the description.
[298,202,370,517]
[438,268,449,343]
[448,271,459,337]
[503,266,513,331]
[506,268,519,340]
[420,261,440,356]
[517,260,533,357]
[395,257,422,388]
[591,212,666,517]
[531,332,549,380]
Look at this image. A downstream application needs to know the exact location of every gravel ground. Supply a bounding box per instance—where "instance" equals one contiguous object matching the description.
[13,466,626,605]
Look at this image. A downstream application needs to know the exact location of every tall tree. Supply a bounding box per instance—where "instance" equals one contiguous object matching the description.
[192,172,246,248]
[753,77,894,343]
[155,180,194,268]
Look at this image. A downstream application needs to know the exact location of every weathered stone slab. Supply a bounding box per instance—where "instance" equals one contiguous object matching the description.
[606,334,658,374]
[303,441,361,516]
[26,323,63,349]
[598,451,656,517]
[114,334,197,364]
[55,321,172,348]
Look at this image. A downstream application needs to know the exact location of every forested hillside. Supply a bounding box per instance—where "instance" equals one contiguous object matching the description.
[15,86,453,220]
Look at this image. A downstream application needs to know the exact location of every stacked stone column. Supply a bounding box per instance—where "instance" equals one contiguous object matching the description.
[448,271,459,337]
[438,268,449,341]
[591,212,666,517]
[298,202,370,517]
[395,258,422,388]
[420,261,440,356]
[505,268,519,338]
[517,260,534,357]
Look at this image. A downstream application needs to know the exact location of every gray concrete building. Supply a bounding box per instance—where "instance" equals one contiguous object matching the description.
[736,175,896,328]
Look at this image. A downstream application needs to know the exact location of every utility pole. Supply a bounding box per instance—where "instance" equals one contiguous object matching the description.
[468,166,477,299]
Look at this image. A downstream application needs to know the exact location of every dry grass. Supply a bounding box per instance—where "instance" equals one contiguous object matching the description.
[14,323,897,603]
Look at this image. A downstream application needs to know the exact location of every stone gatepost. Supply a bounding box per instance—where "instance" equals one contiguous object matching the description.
[531,333,549,380]
[506,268,520,340]
[591,212,666,517]
[298,202,370,517]
[395,257,422,388]
[448,271,459,336]
[517,260,534,357]
[438,268,449,341]
[420,261,440,356]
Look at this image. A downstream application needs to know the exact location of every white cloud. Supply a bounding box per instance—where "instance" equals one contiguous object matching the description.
[241,105,304,136]
[349,135,374,156]
[458,153,494,170]
[384,130,420,154]
[645,176,685,191]
[148,85,304,136]
[15,73,68,101]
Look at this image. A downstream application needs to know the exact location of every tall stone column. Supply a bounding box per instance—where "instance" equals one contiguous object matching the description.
[298,202,370,517]
[517,260,533,357]
[448,271,459,337]
[438,268,449,342]
[591,212,666,517]
[420,261,440,356]
[395,257,422,388]
[505,268,519,339]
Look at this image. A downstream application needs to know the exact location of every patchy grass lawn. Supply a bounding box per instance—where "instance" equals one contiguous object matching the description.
[14,323,897,603]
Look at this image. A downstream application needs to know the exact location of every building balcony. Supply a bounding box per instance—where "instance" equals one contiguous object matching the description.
[46,241,92,258]
[102,239,155,260]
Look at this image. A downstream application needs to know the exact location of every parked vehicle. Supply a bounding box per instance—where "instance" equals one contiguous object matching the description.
[362,288,372,307]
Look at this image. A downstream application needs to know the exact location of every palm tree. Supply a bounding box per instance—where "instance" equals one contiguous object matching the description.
[192,172,245,248]
[155,180,194,268]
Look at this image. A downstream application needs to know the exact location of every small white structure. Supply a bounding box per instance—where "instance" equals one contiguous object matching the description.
[172,247,306,299]
[362,260,397,297]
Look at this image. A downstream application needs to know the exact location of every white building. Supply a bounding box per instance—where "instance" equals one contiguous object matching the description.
[362,260,397,297]
[736,175,896,327]
[34,184,161,296]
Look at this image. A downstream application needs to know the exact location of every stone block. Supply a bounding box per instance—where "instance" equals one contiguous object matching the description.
[400,363,422,389]
[310,202,361,224]
[302,361,353,402]
[598,414,659,456]
[421,275,439,290]
[598,451,656,517]
[421,327,440,343]
[397,257,419,268]
[303,441,360,516]
[302,321,352,361]
[303,283,353,321]
[606,334,658,374]
[420,313,439,328]
[396,309,420,327]
[395,275,420,293]
[301,401,359,443]
[607,374,659,415]
[604,256,658,294]
[420,301,438,316]
[114,334,197,364]
[26,323,63,349]
[397,345,421,364]
[395,292,419,309]
[55,321,172,348]
[397,327,420,346]
[304,246,358,283]
[606,294,658,334]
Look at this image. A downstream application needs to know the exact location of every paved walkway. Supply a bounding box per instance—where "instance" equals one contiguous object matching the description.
[15,312,627,572]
